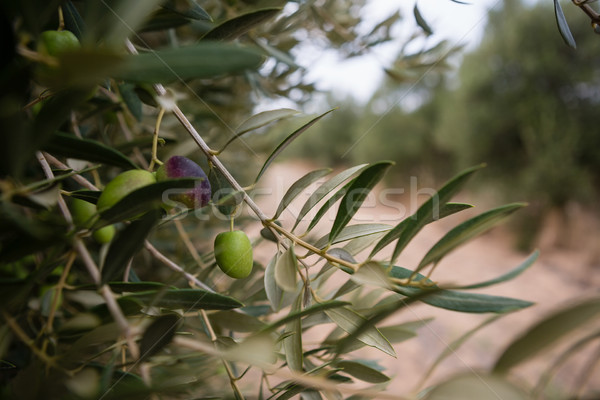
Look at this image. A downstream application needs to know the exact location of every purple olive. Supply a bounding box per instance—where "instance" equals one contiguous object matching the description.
[156,156,211,209]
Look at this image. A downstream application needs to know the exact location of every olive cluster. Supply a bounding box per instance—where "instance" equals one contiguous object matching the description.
[70,156,253,278]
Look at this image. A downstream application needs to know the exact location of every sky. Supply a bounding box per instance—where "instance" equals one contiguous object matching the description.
[301,0,501,102]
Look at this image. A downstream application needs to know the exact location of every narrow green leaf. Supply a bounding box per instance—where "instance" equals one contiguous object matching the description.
[119,83,143,121]
[424,373,529,400]
[124,288,244,310]
[275,246,298,292]
[417,203,527,272]
[219,108,300,153]
[102,0,164,46]
[43,132,137,169]
[273,168,332,220]
[305,184,348,233]
[56,49,123,87]
[293,164,367,231]
[438,202,474,218]
[533,330,600,397]
[77,282,170,293]
[457,250,539,290]
[333,293,434,357]
[368,202,473,259]
[260,221,281,243]
[17,165,99,195]
[414,3,433,35]
[162,0,212,21]
[259,300,349,334]
[329,161,393,244]
[274,385,305,400]
[351,262,393,289]
[208,168,243,216]
[98,178,199,224]
[140,8,192,32]
[254,109,335,184]
[326,248,356,264]
[493,296,600,373]
[202,8,281,41]
[336,360,390,383]
[299,390,322,400]
[69,190,101,204]
[554,0,576,49]
[210,310,266,332]
[102,210,161,283]
[114,43,264,83]
[325,307,396,358]
[139,314,182,361]
[391,266,534,313]
[90,298,144,323]
[418,314,508,389]
[265,253,283,311]
[313,224,392,250]
[343,232,388,256]
[283,294,303,371]
[63,1,86,39]
[331,279,361,300]
[236,108,300,135]
[254,38,300,68]
[378,320,431,344]
[380,165,483,264]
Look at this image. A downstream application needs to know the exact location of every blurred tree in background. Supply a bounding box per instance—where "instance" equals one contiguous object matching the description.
[434,0,600,245]
[435,0,600,207]
[293,0,600,245]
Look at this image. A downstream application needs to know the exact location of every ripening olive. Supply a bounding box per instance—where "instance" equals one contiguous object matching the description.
[214,231,253,279]
[96,169,156,212]
[156,156,211,209]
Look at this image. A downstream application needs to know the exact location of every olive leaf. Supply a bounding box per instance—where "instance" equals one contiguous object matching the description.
[293,164,367,231]
[329,161,393,244]
[275,246,298,292]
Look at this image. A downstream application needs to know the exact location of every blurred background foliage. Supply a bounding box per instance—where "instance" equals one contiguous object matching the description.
[290,0,600,246]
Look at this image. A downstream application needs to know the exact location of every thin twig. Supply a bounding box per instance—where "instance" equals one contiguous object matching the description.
[36,151,139,359]
[144,241,213,292]
[44,153,98,190]
[123,40,269,223]
[173,218,206,269]
[97,86,149,169]
[40,154,220,294]
[1,310,60,370]
[148,107,165,171]
[199,310,246,399]
[174,336,409,400]
[44,251,77,335]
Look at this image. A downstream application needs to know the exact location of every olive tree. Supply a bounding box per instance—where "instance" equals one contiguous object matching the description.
[0,1,598,399]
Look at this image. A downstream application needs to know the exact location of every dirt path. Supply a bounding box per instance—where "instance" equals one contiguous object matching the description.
[253,160,600,398]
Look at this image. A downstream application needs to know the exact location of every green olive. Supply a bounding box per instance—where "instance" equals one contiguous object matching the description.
[70,198,116,244]
[214,230,253,279]
[92,225,116,244]
[37,30,80,58]
[96,170,156,212]
[71,198,97,228]
[35,30,81,86]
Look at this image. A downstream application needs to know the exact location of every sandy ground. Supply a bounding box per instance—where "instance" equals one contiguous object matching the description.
[247,160,600,399]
